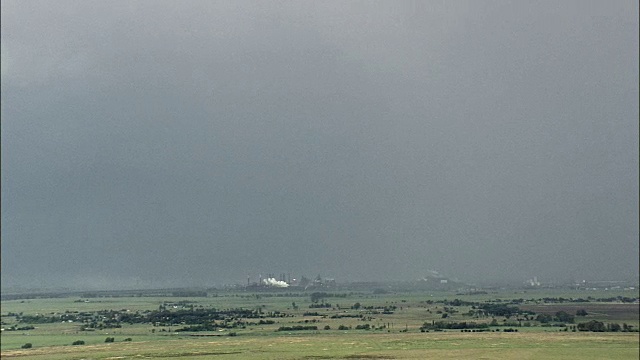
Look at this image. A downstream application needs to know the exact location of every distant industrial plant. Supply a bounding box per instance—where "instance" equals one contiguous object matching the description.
[245,273,336,290]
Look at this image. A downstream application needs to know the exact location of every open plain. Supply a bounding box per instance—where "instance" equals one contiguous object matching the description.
[2,287,638,359]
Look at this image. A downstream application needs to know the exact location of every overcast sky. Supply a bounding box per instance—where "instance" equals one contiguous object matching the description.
[1,0,638,290]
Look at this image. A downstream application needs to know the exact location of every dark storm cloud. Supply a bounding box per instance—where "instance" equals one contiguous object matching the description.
[1,0,638,289]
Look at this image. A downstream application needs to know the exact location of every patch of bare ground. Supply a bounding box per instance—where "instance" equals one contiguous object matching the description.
[520,303,639,320]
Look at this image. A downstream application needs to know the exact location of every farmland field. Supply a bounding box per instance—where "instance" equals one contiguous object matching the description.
[1,287,638,359]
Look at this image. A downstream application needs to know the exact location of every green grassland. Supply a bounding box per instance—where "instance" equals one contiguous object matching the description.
[2,288,638,359]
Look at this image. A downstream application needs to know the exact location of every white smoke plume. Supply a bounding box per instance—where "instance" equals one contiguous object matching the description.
[263,277,289,288]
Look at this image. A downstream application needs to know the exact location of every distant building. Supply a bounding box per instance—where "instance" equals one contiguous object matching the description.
[526,276,540,287]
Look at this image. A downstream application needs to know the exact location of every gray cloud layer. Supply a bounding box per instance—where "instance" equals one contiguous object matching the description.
[2,0,638,289]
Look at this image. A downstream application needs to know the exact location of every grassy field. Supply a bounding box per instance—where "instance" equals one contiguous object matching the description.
[2,332,638,359]
[2,288,638,359]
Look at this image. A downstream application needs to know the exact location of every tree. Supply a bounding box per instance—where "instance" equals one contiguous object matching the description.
[310,292,327,303]
[555,311,574,323]
[536,314,552,323]
[608,323,621,332]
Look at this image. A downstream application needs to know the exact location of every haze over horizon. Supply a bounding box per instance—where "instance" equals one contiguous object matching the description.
[2,0,638,291]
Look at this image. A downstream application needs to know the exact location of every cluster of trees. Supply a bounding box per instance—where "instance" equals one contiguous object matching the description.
[577,321,636,332]
[309,292,348,303]
[536,311,574,324]
[302,312,322,316]
[428,296,638,307]
[14,313,81,324]
[421,321,489,331]
[145,307,266,327]
[276,325,317,331]
[476,303,532,318]
[332,323,382,331]
[452,302,535,319]
[13,310,122,330]
[540,296,638,304]
[308,303,332,308]
[444,299,476,307]
[12,305,291,333]
[330,314,362,319]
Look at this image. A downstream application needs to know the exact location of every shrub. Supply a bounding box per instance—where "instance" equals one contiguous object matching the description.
[72,340,85,345]
[21,343,32,349]
[105,337,115,343]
